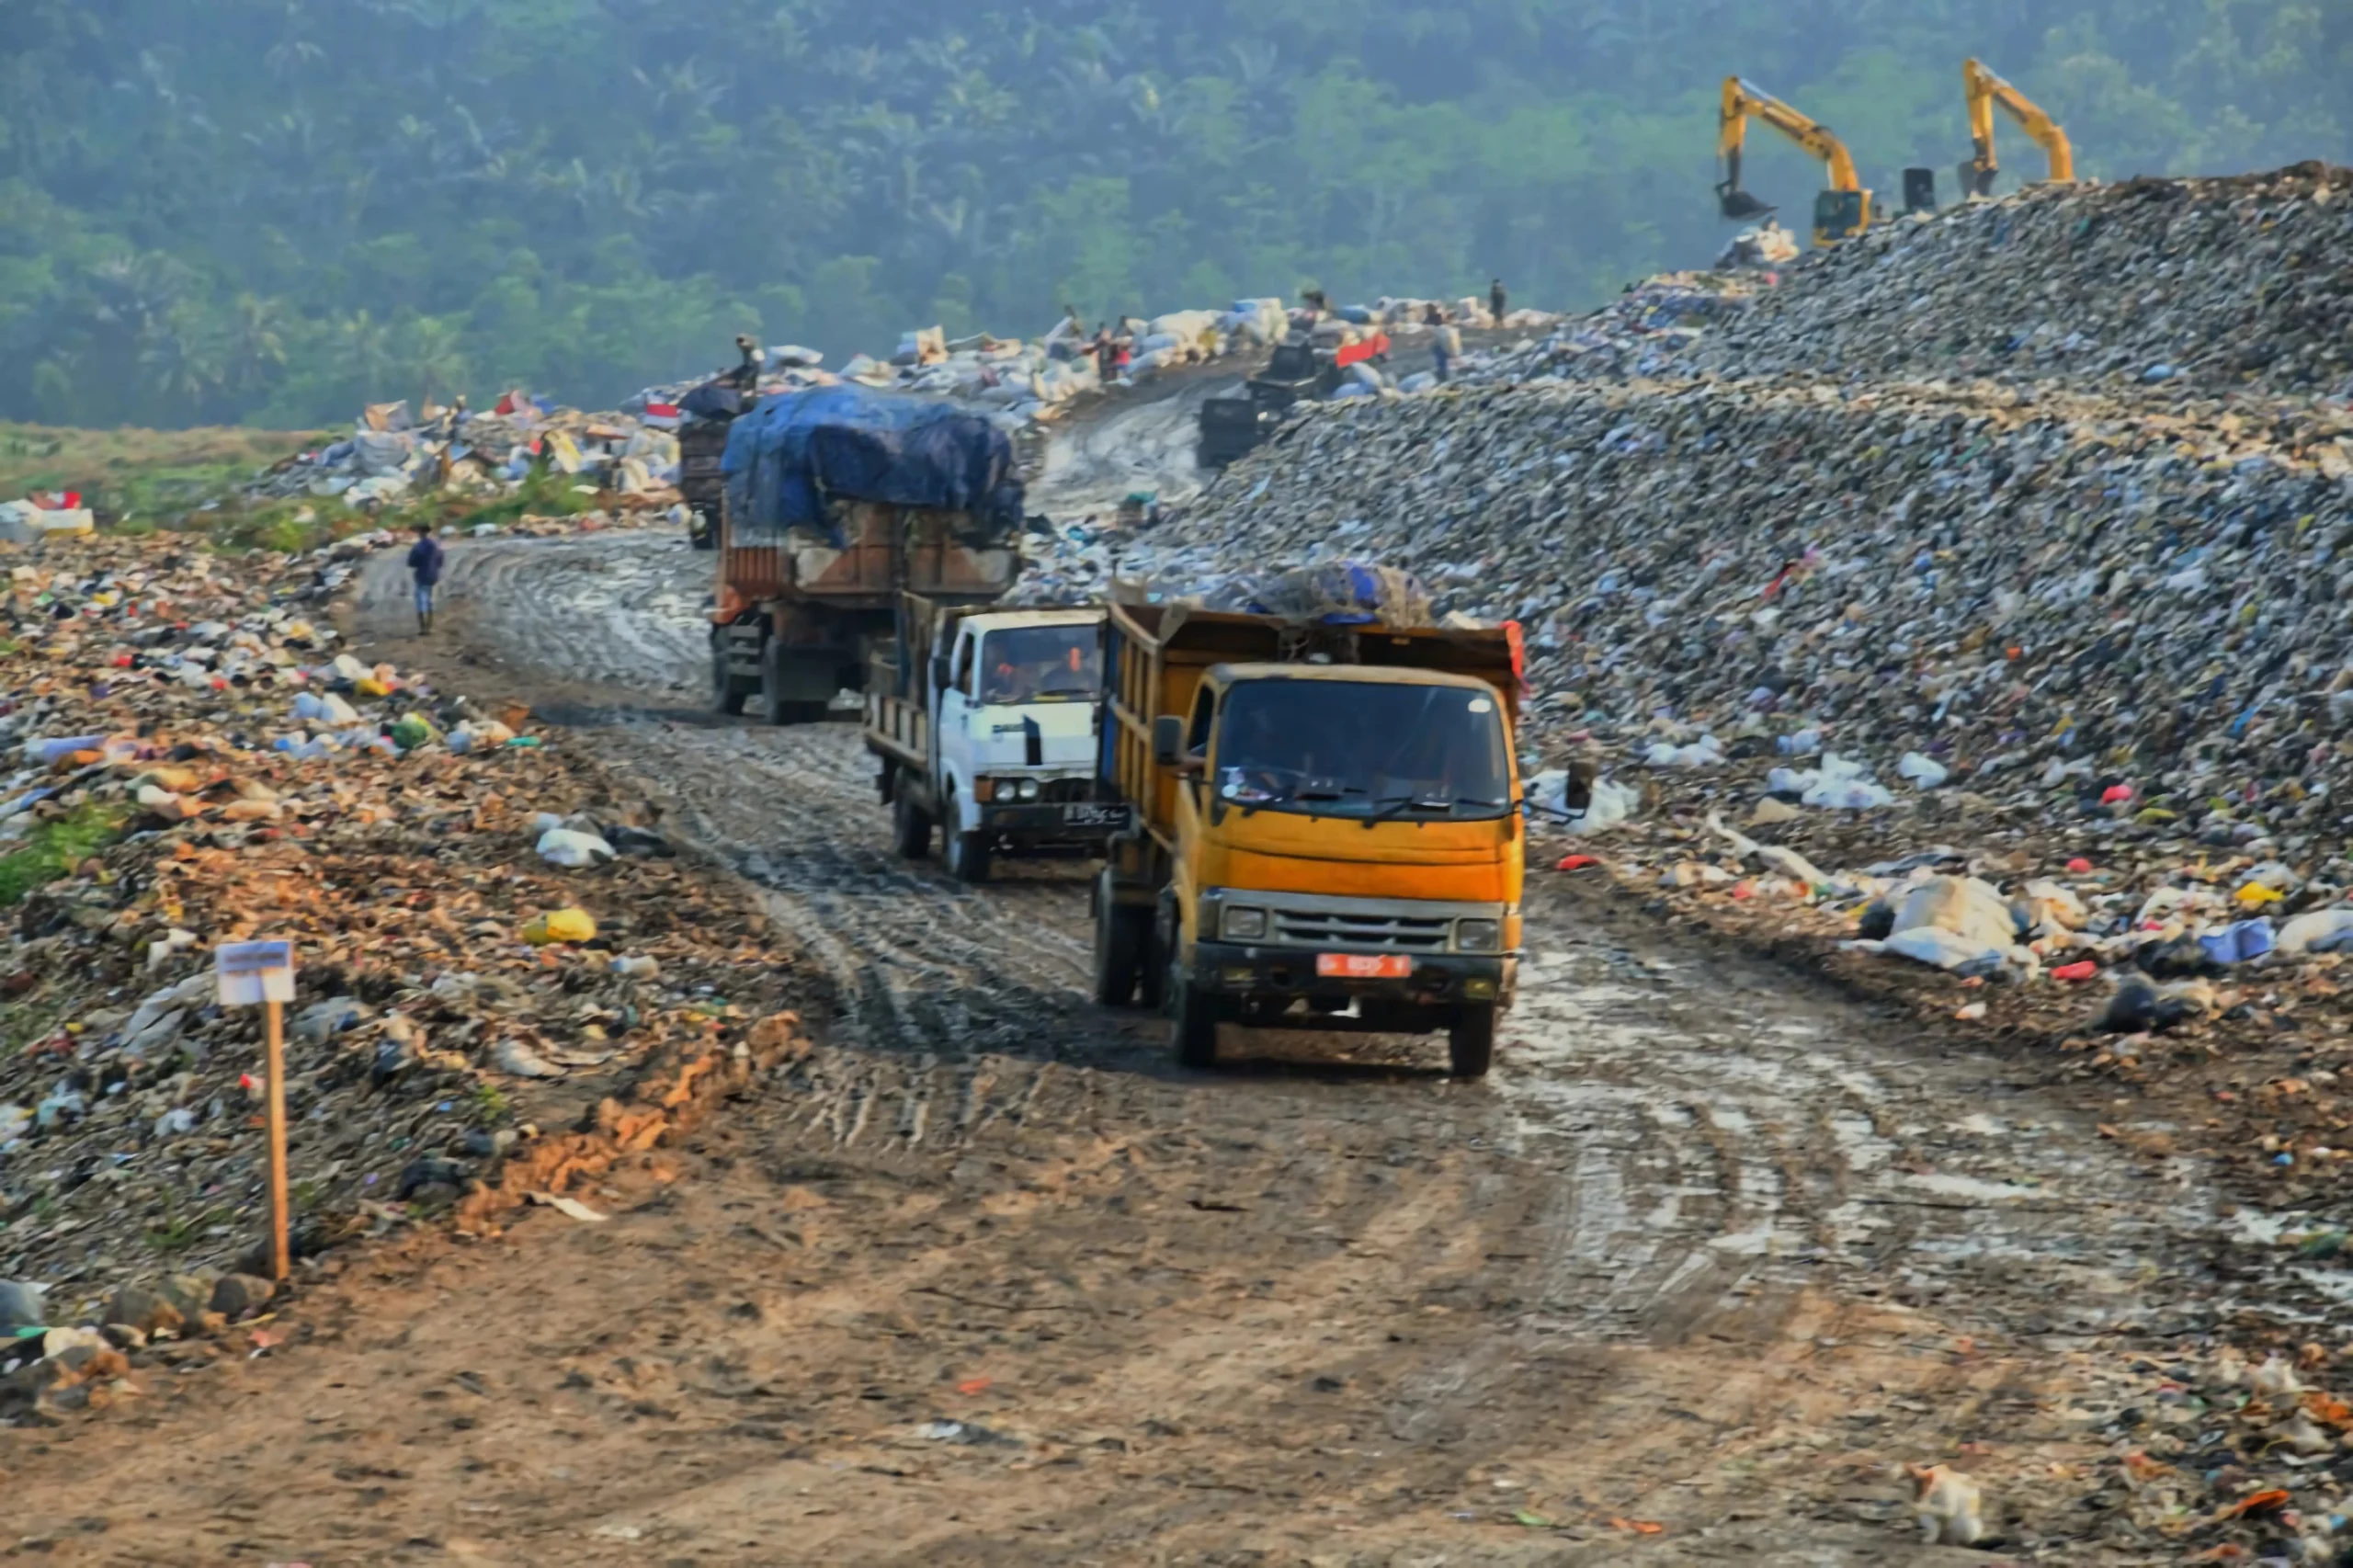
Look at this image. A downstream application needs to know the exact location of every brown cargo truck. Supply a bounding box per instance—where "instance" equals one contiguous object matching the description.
[707,390,1025,725]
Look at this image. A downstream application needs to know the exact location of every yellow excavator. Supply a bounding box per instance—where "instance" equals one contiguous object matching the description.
[1961,58,2075,195]
[1716,75,1873,248]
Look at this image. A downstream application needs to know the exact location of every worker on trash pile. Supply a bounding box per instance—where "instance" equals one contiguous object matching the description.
[732,334,765,392]
[1489,278,1508,327]
[406,521,444,635]
[1301,289,1329,322]
[1093,324,1117,383]
[1426,304,1462,382]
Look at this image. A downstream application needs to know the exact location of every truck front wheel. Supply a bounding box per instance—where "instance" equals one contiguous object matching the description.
[946,827,992,885]
[1448,1004,1497,1080]
[1169,966,1218,1069]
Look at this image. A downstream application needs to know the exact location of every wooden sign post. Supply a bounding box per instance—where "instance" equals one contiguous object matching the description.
[217,940,297,1282]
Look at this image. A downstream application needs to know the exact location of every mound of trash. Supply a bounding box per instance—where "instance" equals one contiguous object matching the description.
[241,289,1558,525]
[1165,377,2353,831]
[0,533,797,1350]
[1480,163,2353,400]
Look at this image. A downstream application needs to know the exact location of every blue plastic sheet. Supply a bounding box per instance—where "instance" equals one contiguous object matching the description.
[722,386,1022,545]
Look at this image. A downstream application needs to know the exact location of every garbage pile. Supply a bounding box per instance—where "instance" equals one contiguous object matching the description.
[0,533,800,1395]
[1458,273,1764,387]
[1666,163,2353,398]
[244,395,686,513]
[752,294,1554,431]
[237,287,1561,524]
[1159,364,2353,1180]
[2063,1341,2353,1561]
[1176,377,2353,786]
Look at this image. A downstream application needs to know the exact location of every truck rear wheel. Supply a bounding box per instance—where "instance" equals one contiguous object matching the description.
[1448,1004,1496,1080]
[1090,871,1149,1006]
[1170,965,1218,1069]
[892,790,932,860]
[759,642,830,726]
[710,650,747,716]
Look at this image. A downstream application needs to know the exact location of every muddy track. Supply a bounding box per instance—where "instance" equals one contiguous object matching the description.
[149,530,2242,1557]
[2,524,2276,1562]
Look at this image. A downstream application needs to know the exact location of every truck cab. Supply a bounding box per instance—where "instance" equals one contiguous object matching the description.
[870,604,1131,882]
[1096,603,1523,1077]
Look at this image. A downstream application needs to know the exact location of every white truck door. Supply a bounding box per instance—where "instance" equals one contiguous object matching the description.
[936,628,977,828]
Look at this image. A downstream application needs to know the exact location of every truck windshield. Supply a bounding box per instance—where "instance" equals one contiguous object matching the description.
[977,625,1102,704]
[1214,680,1512,820]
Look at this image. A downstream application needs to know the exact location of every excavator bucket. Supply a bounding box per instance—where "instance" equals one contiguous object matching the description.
[1717,183,1776,221]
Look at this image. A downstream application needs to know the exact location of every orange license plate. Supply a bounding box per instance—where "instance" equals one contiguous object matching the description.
[1316,953,1412,979]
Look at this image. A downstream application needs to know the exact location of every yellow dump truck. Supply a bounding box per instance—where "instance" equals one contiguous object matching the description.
[1093,600,1525,1077]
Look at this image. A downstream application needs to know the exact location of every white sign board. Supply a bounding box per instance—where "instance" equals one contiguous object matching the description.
[216,940,296,1006]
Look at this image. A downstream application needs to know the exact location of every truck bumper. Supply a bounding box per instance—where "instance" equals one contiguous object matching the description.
[976,801,1134,844]
[1184,941,1513,1007]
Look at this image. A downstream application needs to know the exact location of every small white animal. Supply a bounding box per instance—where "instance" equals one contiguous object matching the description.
[1904,1461,1986,1546]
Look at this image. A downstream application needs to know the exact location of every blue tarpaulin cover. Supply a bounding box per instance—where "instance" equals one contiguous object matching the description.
[721,386,1022,544]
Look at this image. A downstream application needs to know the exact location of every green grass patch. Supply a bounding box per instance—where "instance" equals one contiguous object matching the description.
[0,423,324,527]
[0,801,130,906]
[470,1081,512,1127]
[144,1199,225,1254]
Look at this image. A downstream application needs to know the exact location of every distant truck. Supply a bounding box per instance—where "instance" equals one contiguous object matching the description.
[865,594,1132,882]
[1196,333,1392,469]
[1092,597,1524,1077]
[710,387,1022,724]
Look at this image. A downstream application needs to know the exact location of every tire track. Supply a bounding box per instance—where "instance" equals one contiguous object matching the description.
[347,524,2262,1554]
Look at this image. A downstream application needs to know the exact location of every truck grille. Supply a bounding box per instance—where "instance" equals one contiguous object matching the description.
[1272,907,1452,953]
[1040,778,1099,803]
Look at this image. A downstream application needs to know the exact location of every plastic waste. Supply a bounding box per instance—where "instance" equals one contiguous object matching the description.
[1897,752,1949,790]
[1642,736,1723,769]
[1882,926,2011,974]
[537,827,616,868]
[1562,778,1640,835]
[2199,917,2277,966]
[2277,909,2353,957]
[0,1279,49,1330]
[1894,876,2018,950]
[521,908,597,945]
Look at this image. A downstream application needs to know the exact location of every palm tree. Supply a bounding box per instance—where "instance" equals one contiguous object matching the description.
[399,315,468,407]
[335,310,395,402]
[227,294,290,394]
[140,303,225,417]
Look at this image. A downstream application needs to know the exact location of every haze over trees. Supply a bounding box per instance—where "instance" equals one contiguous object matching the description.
[3,0,2345,427]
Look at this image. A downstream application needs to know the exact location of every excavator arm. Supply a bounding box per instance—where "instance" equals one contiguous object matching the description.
[1718,76,1870,247]
[1962,58,2075,196]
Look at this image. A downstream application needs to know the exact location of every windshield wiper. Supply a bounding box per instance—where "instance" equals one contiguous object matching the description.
[1367,793,1508,823]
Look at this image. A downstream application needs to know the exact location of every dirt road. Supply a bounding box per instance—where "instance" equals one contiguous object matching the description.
[0,528,2287,1564]
[1027,366,1237,519]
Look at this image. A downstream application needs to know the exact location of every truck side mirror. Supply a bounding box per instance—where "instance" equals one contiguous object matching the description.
[1152,715,1184,767]
[931,656,953,694]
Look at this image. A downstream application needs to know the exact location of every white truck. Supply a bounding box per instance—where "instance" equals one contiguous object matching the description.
[865,594,1132,883]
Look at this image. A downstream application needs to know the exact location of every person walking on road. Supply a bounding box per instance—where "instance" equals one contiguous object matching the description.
[406,521,444,635]
[1489,278,1508,327]
[1426,304,1461,382]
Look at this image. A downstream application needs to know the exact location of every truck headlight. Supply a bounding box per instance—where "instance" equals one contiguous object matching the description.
[1016,778,1040,801]
[1222,905,1268,941]
[1454,918,1502,953]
